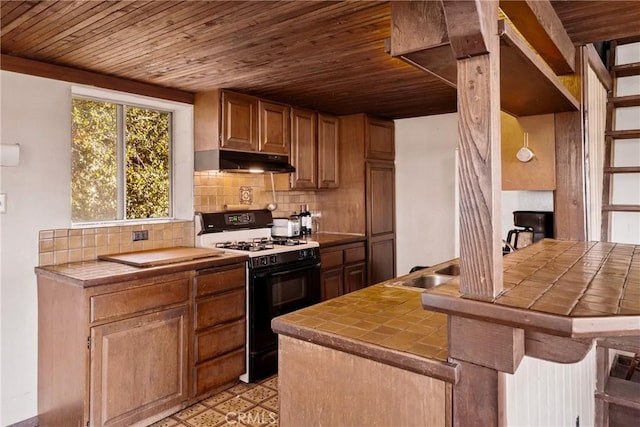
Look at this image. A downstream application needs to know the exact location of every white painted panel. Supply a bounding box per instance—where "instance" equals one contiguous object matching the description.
[615,106,640,131]
[585,66,607,242]
[613,139,640,167]
[395,114,458,275]
[616,42,640,65]
[611,212,640,244]
[611,173,640,205]
[616,75,640,97]
[505,347,596,427]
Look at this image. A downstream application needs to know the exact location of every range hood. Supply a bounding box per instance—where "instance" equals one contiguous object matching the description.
[195,149,295,173]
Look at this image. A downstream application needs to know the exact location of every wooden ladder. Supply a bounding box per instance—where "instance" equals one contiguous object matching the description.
[601,38,640,241]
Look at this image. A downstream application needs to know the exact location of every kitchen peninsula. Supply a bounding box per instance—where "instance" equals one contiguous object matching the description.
[272,239,640,425]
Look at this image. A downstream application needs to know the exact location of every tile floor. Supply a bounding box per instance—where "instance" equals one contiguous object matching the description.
[151,376,279,427]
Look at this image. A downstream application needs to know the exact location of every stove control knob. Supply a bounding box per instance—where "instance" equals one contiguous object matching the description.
[260,256,268,266]
[270,255,278,264]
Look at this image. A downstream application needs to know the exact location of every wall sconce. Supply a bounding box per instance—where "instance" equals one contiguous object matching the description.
[516,132,535,163]
[0,144,20,167]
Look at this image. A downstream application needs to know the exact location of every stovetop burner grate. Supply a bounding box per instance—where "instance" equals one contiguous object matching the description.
[214,237,308,252]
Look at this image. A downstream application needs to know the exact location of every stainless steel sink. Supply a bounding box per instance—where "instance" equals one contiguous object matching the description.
[403,274,453,289]
[434,264,460,276]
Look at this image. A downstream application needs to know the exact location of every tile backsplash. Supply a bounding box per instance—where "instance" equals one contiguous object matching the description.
[38,221,194,266]
[194,171,318,217]
[38,171,320,267]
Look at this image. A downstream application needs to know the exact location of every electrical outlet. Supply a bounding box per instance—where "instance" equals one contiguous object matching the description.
[0,193,6,214]
[132,230,149,241]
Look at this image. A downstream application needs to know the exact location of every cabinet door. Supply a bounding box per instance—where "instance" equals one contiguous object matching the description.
[366,117,395,160]
[291,108,318,189]
[366,160,396,237]
[221,91,258,151]
[258,100,290,155]
[367,160,396,284]
[318,113,340,189]
[90,306,189,427]
[321,268,344,301]
[368,236,396,285]
[345,262,367,294]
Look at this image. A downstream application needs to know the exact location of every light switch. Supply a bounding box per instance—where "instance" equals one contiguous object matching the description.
[0,193,6,213]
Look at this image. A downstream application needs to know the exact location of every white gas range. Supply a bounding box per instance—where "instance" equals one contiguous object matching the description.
[195,209,321,382]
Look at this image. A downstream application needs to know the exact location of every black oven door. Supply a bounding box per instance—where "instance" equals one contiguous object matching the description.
[248,258,320,381]
[250,259,321,351]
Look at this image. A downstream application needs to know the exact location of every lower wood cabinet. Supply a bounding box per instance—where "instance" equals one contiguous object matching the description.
[36,259,247,427]
[320,241,367,301]
[193,265,246,398]
[90,306,189,426]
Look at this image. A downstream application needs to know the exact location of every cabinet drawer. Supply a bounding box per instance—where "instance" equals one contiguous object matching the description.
[90,278,189,323]
[195,265,245,298]
[195,289,245,330]
[344,244,366,264]
[320,249,343,269]
[195,318,245,363]
[194,347,245,396]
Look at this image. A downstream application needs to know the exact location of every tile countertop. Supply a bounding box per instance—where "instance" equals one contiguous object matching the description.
[309,232,366,247]
[272,267,459,384]
[422,239,640,338]
[34,250,248,288]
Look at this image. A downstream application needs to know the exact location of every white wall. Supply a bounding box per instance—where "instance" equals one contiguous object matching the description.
[395,114,555,275]
[1,72,71,425]
[0,71,193,425]
[505,347,596,427]
[395,114,458,275]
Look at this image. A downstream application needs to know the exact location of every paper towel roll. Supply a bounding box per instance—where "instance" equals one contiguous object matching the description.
[0,144,20,167]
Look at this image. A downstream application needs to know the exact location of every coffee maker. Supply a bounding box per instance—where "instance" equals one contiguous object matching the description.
[505,211,554,252]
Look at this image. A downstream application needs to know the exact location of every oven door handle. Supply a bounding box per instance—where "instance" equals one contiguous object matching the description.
[252,262,320,279]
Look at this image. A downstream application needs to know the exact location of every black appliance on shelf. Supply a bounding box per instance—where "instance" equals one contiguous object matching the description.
[504,211,554,252]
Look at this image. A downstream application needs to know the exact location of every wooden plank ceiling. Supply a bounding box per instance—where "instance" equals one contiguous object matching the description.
[1,1,639,119]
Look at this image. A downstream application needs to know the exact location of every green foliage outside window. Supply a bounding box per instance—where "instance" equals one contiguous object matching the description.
[71,98,171,223]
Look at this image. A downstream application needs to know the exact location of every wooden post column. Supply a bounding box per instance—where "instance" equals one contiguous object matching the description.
[442,1,505,424]
[442,0,503,299]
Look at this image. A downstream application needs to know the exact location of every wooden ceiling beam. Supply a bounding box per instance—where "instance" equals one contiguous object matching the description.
[0,54,194,105]
[500,0,576,74]
[441,0,496,58]
[389,1,457,88]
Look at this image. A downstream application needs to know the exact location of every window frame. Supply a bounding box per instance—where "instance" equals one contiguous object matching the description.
[70,86,191,226]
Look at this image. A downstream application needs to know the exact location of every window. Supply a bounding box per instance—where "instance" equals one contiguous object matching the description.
[71,97,172,223]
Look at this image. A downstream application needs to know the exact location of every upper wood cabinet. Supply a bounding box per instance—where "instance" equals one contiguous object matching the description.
[258,100,290,155]
[196,89,290,156]
[318,113,340,189]
[318,114,396,285]
[366,117,395,160]
[220,91,258,152]
[291,107,318,189]
[290,108,339,190]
